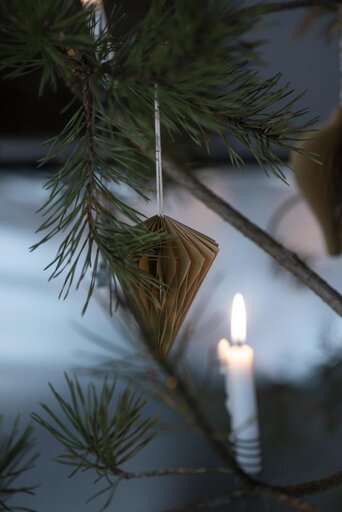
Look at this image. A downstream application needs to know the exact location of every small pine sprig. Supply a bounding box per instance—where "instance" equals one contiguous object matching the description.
[31,77,169,313]
[0,0,94,95]
[32,375,159,509]
[0,418,38,512]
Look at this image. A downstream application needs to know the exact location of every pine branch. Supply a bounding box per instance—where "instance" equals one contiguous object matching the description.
[162,158,342,316]
[32,375,160,509]
[1,0,328,310]
[0,419,38,512]
[31,74,167,311]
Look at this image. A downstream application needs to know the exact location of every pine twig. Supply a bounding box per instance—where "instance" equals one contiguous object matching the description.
[162,158,342,316]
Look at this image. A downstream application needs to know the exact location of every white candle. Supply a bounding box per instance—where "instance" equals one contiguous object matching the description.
[218,294,262,475]
[81,0,115,63]
[81,0,106,40]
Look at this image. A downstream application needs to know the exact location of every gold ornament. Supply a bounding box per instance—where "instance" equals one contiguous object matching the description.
[118,215,219,356]
[290,106,342,255]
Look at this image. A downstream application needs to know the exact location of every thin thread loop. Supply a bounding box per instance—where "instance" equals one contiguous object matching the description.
[154,84,164,217]
[339,5,342,106]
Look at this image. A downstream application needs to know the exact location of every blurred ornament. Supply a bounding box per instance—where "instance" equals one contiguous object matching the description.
[290,6,342,255]
[290,106,342,256]
[294,6,342,42]
[294,9,319,41]
[118,215,219,357]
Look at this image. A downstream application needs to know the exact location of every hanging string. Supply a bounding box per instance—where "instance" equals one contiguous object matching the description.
[339,5,342,106]
[154,84,164,217]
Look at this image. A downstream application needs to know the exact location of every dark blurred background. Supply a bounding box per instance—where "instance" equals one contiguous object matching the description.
[0,2,341,512]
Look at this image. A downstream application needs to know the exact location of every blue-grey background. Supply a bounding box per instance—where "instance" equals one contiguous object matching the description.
[0,5,341,512]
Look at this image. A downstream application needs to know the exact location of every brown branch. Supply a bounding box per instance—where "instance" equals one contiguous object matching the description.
[0,487,35,496]
[162,158,342,316]
[146,352,342,512]
[279,470,342,496]
[247,0,342,14]
[260,491,319,512]
[162,490,247,512]
[150,356,316,512]
[117,466,231,480]
[163,491,319,512]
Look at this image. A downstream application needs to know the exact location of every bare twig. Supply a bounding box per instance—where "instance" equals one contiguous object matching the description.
[162,158,342,316]
[248,0,342,14]
[150,356,307,512]
[267,194,302,236]
[162,490,247,512]
[279,470,342,496]
[261,491,320,512]
[0,488,36,496]
[163,490,319,512]
[117,466,232,480]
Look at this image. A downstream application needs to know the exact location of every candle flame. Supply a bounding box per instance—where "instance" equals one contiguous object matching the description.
[231,293,246,343]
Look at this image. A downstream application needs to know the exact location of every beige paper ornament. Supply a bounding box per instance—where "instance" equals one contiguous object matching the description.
[118,215,219,356]
[290,106,342,255]
[116,85,219,356]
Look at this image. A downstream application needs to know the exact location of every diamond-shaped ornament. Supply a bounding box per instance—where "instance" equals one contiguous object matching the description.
[118,215,219,356]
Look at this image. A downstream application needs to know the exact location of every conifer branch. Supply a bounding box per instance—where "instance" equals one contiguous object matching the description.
[162,158,342,316]
[1,0,331,309]
[1,2,341,511]
[33,376,161,509]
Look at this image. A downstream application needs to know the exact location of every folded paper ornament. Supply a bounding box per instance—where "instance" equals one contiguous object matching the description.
[118,215,219,357]
[290,106,342,256]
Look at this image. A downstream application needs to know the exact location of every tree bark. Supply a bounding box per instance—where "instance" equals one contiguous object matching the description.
[163,158,342,316]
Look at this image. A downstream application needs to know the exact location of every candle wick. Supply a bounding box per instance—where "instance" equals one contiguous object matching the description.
[231,340,244,347]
